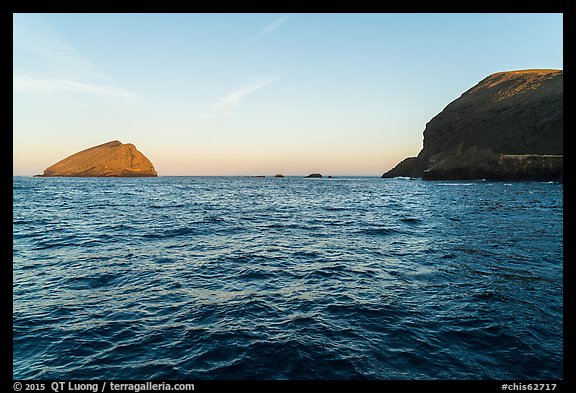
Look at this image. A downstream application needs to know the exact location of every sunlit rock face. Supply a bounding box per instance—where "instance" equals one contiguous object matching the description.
[382,69,563,181]
[37,140,158,177]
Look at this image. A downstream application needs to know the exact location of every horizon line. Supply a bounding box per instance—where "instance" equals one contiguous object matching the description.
[13,174,387,178]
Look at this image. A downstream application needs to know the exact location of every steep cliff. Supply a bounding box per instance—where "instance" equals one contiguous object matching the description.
[382,69,563,181]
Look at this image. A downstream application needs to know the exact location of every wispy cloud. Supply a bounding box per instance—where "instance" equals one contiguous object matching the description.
[261,16,290,36]
[13,14,141,100]
[243,16,290,48]
[13,74,143,99]
[200,80,275,118]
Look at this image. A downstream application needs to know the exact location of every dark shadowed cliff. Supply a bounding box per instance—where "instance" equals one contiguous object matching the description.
[382,69,563,181]
[37,140,158,177]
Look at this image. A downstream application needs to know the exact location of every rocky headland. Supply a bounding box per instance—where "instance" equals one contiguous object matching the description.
[382,69,563,181]
[36,140,158,177]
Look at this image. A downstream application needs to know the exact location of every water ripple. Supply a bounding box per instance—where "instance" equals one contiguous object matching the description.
[13,177,563,379]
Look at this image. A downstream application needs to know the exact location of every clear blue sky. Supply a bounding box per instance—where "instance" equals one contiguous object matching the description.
[13,13,563,176]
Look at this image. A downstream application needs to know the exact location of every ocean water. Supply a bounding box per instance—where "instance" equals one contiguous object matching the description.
[12,176,563,380]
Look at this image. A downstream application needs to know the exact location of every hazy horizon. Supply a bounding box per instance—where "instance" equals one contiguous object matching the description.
[14,173,389,178]
[13,13,563,176]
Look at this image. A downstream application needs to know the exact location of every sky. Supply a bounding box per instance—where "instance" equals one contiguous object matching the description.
[13,13,563,176]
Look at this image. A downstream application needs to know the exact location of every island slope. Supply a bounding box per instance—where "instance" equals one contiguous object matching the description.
[37,140,158,177]
[382,69,563,181]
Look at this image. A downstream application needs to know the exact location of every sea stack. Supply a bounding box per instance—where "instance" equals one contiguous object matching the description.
[306,173,323,178]
[36,140,158,177]
[382,69,563,181]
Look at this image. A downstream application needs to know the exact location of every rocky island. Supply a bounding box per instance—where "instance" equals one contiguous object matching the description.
[382,69,563,181]
[36,140,158,177]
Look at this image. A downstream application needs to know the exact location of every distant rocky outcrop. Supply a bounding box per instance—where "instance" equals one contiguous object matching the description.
[305,173,323,178]
[382,69,563,181]
[36,140,158,177]
[274,174,285,178]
